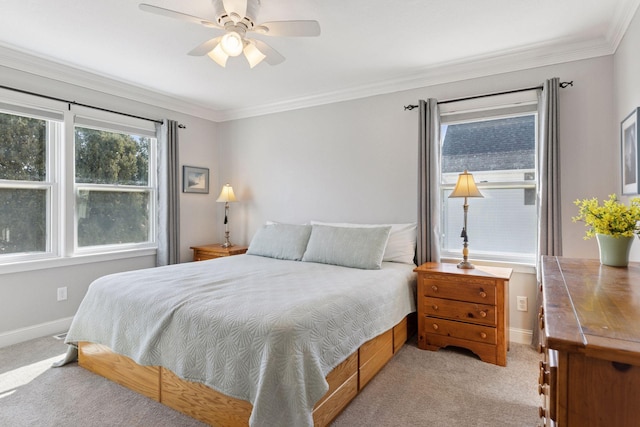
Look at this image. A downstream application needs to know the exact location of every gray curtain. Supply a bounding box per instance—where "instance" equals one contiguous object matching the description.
[157,119,180,266]
[532,78,562,348]
[417,99,442,266]
[537,77,562,268]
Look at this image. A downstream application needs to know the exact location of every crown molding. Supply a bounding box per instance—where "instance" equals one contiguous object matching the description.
[0,44,224,122]
[607,0,640,48]
[216,37,616,121]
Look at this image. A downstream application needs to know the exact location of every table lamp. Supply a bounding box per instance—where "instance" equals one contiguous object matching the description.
[449,170,484,269]
[216,183,237,248]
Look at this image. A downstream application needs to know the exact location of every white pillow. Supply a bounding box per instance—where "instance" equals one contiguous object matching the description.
[310,221,417,264]
[247,223,312,261]
[302,225,391,270]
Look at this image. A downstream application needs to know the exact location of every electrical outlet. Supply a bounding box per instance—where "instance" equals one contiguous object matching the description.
[57,287,67,301]
[516,296,528,312]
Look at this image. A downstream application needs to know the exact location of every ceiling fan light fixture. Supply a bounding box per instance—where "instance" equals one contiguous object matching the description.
[139,0,320,68]
[208,44,229,67]
[243,42,266,68]
[220,31,244,56]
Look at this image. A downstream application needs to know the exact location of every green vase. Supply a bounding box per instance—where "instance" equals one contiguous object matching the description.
[595,233,634,267]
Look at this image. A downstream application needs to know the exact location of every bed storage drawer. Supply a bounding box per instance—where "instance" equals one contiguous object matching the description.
[78,342,160,402]
[359,329,393,389]
[313,352,358,427]
[161,368,252,426]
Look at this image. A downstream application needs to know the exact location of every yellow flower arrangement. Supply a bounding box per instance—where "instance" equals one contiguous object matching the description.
[572,194,640,239]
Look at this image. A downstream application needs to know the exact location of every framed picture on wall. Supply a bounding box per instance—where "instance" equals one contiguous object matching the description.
[622,108,639,195]
[183,166,209,194]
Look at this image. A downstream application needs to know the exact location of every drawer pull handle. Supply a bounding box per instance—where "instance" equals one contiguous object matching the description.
[432,324,439,330]
[480,332,487,339]
[538,406,546,419]
[539,361,549,384]
[612,361,632,372]
[479,291,487,298]
[431,285,438,292]
[479,310,487,318]
[432,305,439,311]
[538,384,546,395]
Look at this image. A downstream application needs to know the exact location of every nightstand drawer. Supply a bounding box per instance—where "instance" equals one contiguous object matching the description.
[422,276,496,305]
[424,297,496,326]
[191,244,248,262]
[193,252,220,261]
[425,316,497,345]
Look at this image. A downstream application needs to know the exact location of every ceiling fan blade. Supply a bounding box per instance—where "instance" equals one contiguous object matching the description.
[251,39,285,65]
[188,37,222,56]
[139,3,219,28]
[222,0,247,21]
[255,20,321,37]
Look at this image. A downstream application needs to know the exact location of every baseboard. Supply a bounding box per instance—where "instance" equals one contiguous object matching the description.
[0,317,74,349]
[509,327,533,345]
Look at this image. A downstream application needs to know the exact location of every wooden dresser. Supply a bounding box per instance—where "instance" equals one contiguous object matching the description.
[414,262,512,366]
[538,256,640,426]
[190,244,248,261]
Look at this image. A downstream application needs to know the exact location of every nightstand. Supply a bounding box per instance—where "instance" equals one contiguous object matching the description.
[414,262,512,366]
[190,244,248,261]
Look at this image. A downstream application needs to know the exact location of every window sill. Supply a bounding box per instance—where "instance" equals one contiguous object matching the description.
[0,248,157,276]
[439,256,536,275]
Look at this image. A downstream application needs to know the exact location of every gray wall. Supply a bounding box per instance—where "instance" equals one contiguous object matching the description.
[216,55,618,340]
[615,2,640,262]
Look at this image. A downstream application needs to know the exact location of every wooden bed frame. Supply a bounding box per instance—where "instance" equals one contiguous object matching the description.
[78,314,415,427]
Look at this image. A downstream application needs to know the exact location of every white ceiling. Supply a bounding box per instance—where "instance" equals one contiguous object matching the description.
[0,0,638,121]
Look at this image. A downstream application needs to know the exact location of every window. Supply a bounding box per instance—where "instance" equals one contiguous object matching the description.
[74,125,155,249]
[440,93,538,264]
[0,92,158,264]
[0,106,61,258]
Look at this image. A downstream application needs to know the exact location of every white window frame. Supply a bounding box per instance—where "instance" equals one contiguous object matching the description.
[439,90,539,266]
[0,98,64,264]
[71,108,158,255]
[0,91,159,272]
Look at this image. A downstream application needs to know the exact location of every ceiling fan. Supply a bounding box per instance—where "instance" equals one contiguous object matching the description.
[139,0,321,68]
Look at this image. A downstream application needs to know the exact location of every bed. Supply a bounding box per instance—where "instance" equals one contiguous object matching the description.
[64,222,417,426]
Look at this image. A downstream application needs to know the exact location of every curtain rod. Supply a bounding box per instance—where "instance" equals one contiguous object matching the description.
[403,80,574,111]
[0,83,186,128]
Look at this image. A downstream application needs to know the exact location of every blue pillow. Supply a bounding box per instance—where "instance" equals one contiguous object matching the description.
[302,225,391,269]
[247,223,312,261]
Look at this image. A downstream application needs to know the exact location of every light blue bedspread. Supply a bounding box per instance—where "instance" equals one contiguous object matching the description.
[65,254,416,426]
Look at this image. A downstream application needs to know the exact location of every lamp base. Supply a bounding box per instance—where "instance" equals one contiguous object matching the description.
[457,239,474,269]
[457,260,475,269]
[221,231,233,248]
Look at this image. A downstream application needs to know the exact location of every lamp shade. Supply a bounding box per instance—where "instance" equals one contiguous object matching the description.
[449,170,483,199]
[208,43,229,67]
[243,42,266,68]
[216,184,237,203]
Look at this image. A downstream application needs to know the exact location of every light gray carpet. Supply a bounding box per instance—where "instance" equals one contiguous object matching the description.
[0,334,541,426]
